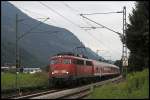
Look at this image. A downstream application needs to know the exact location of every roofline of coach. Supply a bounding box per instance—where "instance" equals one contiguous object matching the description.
[50,55,92,61]
[49,55,119,69]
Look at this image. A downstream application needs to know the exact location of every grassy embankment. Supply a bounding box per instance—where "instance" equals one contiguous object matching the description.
[1,72,49,91]
[88,69,149,99]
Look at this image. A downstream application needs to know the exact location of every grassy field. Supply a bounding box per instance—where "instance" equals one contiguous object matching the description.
[1,72,49,90]
[88,69,149,99]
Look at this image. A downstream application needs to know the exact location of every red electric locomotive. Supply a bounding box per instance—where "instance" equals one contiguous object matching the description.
[49,52,120,87]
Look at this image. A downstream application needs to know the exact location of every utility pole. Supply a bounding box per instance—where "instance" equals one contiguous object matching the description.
[80,6,128,77]
[15,13,49,95]
[122,6,128,78]
[15,13,19,94]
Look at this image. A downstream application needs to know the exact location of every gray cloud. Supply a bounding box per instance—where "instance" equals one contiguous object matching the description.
[9,1,135,60]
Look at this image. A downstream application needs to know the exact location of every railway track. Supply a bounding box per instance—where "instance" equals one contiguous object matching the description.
[11,75,122,99]
[12,89,60,99]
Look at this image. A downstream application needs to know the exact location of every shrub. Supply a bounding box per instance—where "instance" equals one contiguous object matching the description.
[88,68,149,99]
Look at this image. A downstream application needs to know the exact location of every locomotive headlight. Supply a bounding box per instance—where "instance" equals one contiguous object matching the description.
[66,72,69,74]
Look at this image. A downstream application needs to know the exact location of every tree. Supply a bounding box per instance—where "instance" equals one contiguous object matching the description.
[114,60,122,72]
[125,1,149,71]
[114,60,122,68]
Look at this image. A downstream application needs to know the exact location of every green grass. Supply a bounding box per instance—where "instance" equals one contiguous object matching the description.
[88,69,149,99]
[1,72,49,90]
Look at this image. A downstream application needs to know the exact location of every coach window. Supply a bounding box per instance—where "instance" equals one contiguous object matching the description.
[86,61,93,66]
[77,60,84,65]
[63,59,71,64]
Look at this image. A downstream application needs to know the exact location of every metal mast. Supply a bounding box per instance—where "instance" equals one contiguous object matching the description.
[122,6,128,77]
[80,6,128,76]
[15,13,19,94]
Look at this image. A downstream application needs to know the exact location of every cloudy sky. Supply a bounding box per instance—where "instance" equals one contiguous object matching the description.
[9,1,135,60]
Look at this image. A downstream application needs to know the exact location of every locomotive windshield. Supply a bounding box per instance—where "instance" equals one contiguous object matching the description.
[50,59,61,64]
[50,58,72,64]
[63,59,71,64]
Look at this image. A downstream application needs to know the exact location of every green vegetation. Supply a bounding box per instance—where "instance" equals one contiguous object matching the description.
[88,69,149,99]
[126,1,149,71]
[1,72,49,90]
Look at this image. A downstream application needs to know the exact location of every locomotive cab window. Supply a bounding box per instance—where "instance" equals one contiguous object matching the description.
[63,59,71,64]
[86,61,93,66]
[50,59,61,64]
[77,60,84,65]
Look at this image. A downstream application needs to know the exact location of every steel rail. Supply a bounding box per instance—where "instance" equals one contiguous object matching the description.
[12,89,59,99]
[10,75,122,99]
[30,75,122,99]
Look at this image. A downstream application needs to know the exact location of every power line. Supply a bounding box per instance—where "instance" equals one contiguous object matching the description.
[61,2,108,46]
[62,2,121,57]
[18,17,49,40]
[81,16,99,30]
[62,2,97,29]
[39,1,81,28]
[81,11,123,15]
[61,2,115,46]
[17,6,49,18]
[80,15,124,53]
[62,2,79,13]
[18,3,65,28]
[39,2,121,59]
[62,2,121,36]
[80,14,122,37]
[85,31,120,57]
[62,4,121,56]
[39,1,91,55]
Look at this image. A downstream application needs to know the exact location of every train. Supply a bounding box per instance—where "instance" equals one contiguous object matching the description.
[49,52,120,87]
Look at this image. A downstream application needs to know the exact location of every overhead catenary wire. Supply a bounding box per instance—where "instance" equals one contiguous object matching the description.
[61,2,121,56]
[62,1,79,13]
[85,30,120,57]
[39,1,121,60]
[62,2,96,28]
[39,1,82,28]
[4,13,59,37]
[61,2,108,45]
[17,6,49,19]
[81,11,123,15]
[62,2,110,52]
[80,14,122,36]
[17,2,83,47]
[18,17,49,40]
[79,14,122,52]
[80,14,124,53]
[39,1,89,54]
[17,5,61,28]
[14,2,82,52]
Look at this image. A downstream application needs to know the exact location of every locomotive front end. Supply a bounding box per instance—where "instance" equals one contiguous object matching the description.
[49,55,76,87]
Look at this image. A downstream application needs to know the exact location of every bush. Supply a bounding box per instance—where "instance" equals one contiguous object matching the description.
[88,68,149,99]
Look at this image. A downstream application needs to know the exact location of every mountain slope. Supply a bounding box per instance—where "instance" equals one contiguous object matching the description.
[1,40,44,67]
[1,1,102,67]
